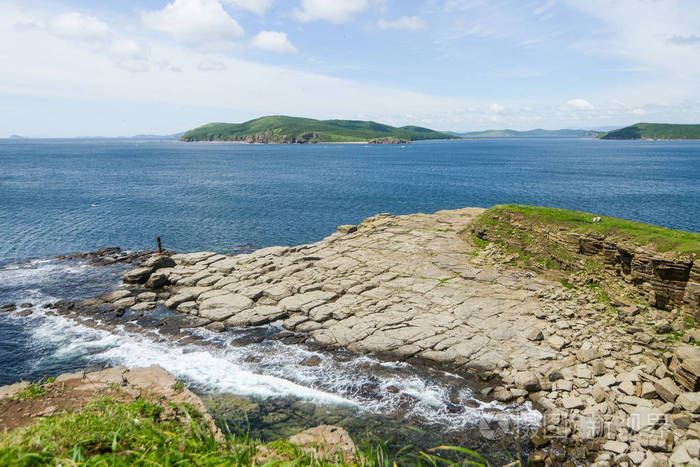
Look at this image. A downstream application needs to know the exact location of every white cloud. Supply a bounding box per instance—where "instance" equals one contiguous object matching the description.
[142,0,244,43]
[377,16,427,30]
[250,31,298,53]
[48,12,112,44]
[293,0,369,23]
[561,98,594,111]
[488,103,504,113]
[198,59,227,71]
[222,0,274,15]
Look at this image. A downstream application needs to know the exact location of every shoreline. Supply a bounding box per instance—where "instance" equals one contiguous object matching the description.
[2,205,700,465]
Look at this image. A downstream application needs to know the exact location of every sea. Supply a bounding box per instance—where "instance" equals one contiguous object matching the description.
[0,137,698,461]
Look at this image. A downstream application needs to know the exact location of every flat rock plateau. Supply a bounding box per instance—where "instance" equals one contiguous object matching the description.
[4,206,700,466]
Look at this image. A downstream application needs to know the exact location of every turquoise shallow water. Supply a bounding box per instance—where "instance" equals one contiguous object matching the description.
[0,137,698,262]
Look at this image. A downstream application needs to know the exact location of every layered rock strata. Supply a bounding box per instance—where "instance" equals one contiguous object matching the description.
[474,210,699,318]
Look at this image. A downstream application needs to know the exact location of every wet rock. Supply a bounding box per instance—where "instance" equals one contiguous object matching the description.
[300,356,322,367]
[113,297,137,309]
[20,302,33,308]
[131,302,155,312]
[137,292,157,302]
[1,303,17,312]
[229,335,264,347]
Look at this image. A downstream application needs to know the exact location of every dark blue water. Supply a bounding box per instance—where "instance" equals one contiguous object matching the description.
[1,138,698,263]
[0,137,696,459]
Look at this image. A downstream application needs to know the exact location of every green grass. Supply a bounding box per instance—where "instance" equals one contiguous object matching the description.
[560,279,575,289]
[12,383,49,401]
[599,123,700,140]
[171,381,185,393]
[0,398,493,466]
[181,116,459,143]
[486,204,700,257]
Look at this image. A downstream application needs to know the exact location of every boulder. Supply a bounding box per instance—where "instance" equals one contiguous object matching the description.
[548,335,567,351]
[146,272,170,289]
[677,392,700,413]
[514,371,541,392]
[527,329,544,341]
[627,406,662,433]
[122,267,152,284]
[101,289,132,302]
[655,377,681,403]
[142,255,176,270]
[288,425,356,462]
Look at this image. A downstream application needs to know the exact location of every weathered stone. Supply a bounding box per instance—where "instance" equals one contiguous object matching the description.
[288,425,356,462]
[602,440,628,454]
[146,272,170,289]
[592,384,607,403]
[198,293,253,321]
[142,255,176,270]
[122,267,152,284]
[548,335,567,351]
[677,392,700,413]
[113,297,137,308]
[655,377,681,402]
[577,347,600,363]
[598,373,617,387]
[514,371,541,392]
[527,329,544,341]
[562,395,584,409]
[627,406,662,433]
[101,289,132,302]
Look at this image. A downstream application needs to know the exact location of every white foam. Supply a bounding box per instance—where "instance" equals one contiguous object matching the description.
[23,312,541,431]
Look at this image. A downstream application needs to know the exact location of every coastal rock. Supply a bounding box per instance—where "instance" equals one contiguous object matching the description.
[122,267,152,284]
[677,392,700,413]
[514,371,541,392]
[146,272,170,289]
[142,255,176,270]
[288,425,356,462]
[198,293,253,321]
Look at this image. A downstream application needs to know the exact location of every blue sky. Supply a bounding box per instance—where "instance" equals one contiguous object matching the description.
[1,0,700,136]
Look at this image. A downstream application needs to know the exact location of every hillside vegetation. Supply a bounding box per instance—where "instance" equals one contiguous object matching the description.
[599,123,700,140]
[181,116,458,143]
[474,204,700,257]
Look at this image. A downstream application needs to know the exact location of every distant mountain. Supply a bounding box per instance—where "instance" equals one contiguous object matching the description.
[8,134,26,139]
[448,128,602,138]
[181,116,459,143]
[598,123,700,140]
[130,132,184,140]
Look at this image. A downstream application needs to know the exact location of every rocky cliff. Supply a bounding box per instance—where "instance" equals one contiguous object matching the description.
[473,209,700,319]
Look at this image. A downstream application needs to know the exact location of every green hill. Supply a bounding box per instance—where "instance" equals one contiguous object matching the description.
[450,128,601,138]
[181,116,458,143]
[599,123,700,140]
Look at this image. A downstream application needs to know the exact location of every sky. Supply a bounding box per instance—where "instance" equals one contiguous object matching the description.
[1,0,700,136]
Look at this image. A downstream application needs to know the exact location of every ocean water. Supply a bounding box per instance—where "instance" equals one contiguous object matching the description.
[0,138,698,262]
[0,137,698,460]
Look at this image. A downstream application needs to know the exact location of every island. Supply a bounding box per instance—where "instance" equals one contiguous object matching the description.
[450,128,602,138]
[598,122,700,140]
[180,115,458,143]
